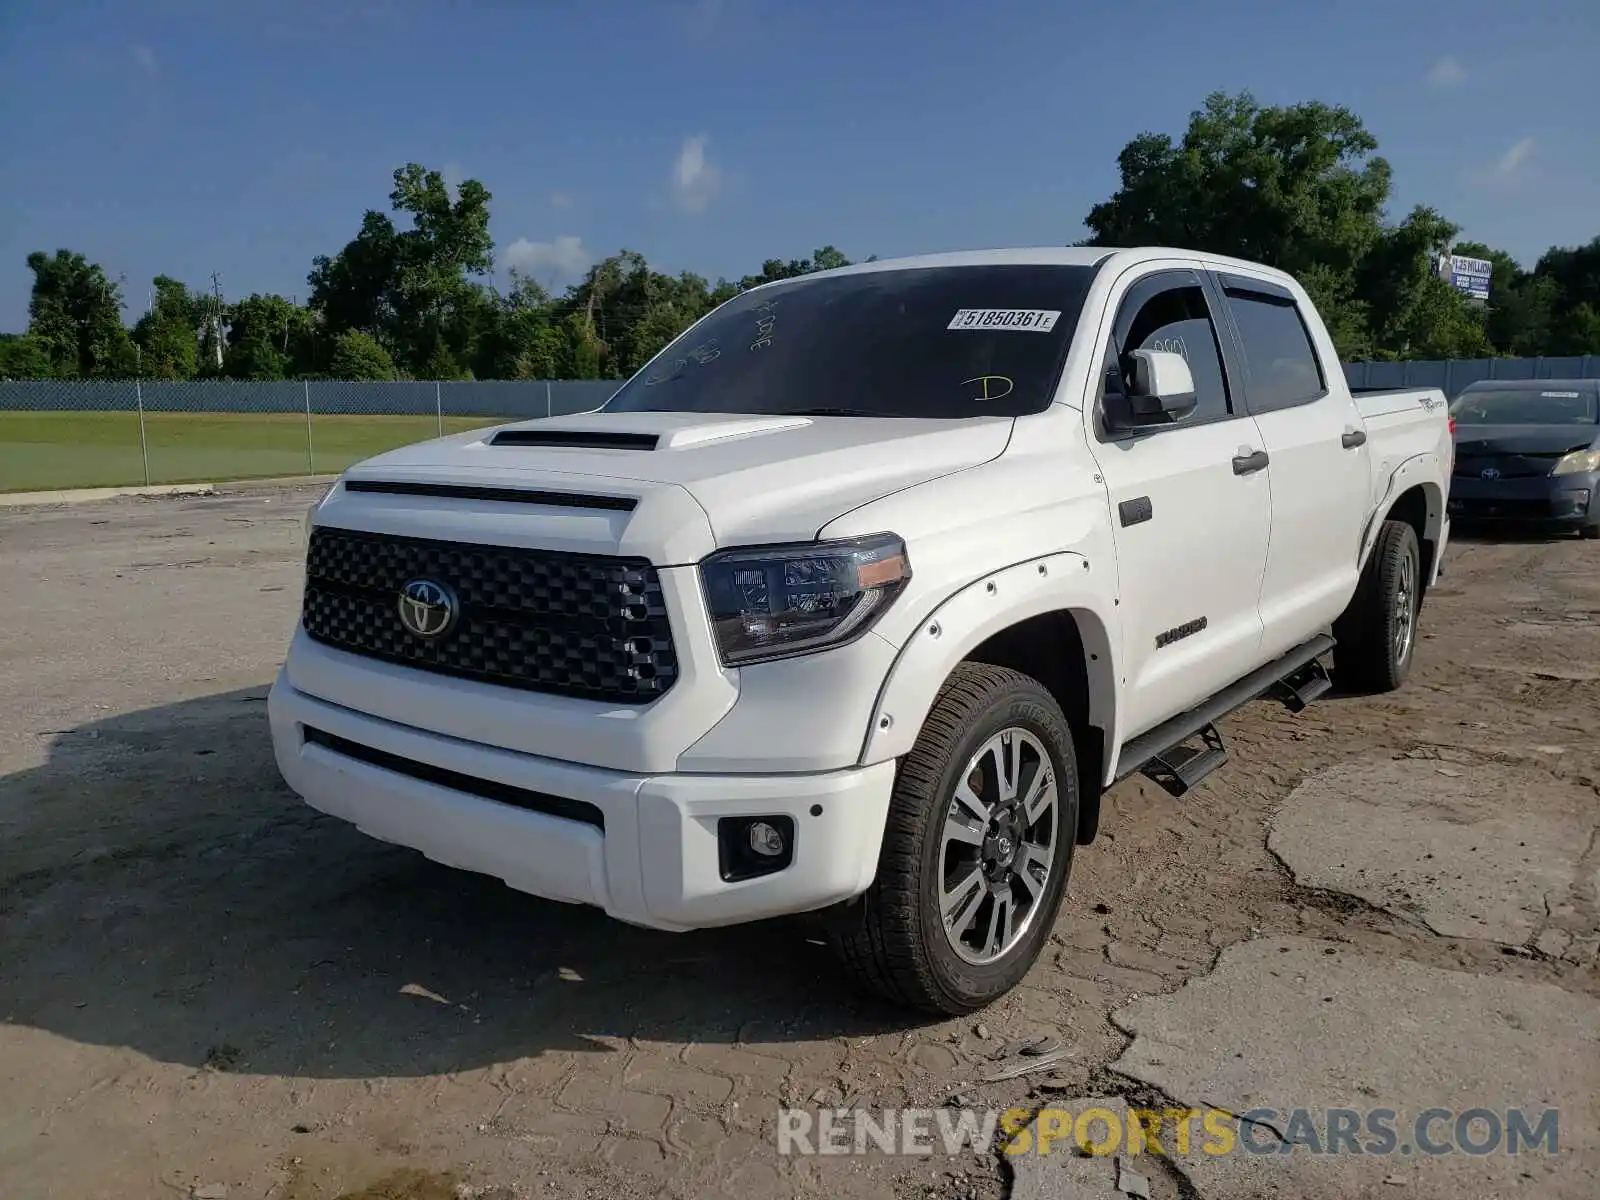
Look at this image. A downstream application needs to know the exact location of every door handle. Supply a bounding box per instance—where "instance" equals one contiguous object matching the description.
[1232,449,1270,475]
[1341,428,1367,449]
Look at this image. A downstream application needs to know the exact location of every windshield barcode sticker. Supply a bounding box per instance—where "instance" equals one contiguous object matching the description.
[1541,391,1580,398]
[948,308,1061,333]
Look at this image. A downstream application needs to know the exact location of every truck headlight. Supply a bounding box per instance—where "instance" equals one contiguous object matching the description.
[1551,449,1600,476]
[699,533,912,666]
[304,482,336,540]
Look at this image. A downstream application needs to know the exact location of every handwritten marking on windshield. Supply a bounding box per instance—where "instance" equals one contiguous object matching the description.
[644,341,721,385]
[751,300,778,351]
[962,375,1015,402]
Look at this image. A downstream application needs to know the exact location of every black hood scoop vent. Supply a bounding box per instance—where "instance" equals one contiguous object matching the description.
[488,429,660,451]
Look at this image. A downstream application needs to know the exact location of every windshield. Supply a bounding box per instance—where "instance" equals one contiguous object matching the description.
[602,263,1098,419]
[1450,388,1598,426]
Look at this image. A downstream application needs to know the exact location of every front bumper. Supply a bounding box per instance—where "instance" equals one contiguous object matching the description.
[267,671,895,932]
[1447,472,1598,527]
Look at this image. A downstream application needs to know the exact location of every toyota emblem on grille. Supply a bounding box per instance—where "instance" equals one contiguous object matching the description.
[1480,466,1502,480]
[397,578,458,639]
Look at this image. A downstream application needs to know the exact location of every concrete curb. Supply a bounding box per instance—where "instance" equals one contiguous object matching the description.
[0,475,338,509]
[0,482,218,508]
[212,474,341,494]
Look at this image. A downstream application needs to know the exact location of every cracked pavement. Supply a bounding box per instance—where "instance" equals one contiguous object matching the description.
[2,487,1597,1199]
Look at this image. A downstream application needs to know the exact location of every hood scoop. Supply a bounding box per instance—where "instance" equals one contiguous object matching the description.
[489,429,660,451]
[484,414,813,453]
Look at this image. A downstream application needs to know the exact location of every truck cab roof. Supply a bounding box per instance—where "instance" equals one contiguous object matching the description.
[750,245,1304,291]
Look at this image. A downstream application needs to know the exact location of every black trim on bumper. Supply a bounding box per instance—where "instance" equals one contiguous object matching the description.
[301,725,605,830]
[1447,472,1596,525]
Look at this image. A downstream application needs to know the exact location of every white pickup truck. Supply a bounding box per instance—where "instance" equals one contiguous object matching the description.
[268,247,1454,1015]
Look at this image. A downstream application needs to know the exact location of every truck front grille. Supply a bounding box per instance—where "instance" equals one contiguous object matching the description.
[301,527,678,703]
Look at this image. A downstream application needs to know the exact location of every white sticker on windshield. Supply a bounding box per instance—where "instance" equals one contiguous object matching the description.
[948,308,1061,333]
[1541,390,1581,398]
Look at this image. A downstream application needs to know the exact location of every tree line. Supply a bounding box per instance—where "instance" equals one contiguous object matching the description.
[3,91,1598,384]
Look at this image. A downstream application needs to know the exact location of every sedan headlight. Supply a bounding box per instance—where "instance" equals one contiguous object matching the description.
[699,534,912,666]
[1551,449,1600,476]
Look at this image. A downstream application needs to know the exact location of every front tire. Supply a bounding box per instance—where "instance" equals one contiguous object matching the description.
[1333,518,1421,693]
[828,663,1079,1015]
[1580,523,1599,541]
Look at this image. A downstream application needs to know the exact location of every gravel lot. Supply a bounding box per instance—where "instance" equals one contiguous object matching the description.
[2,486,1597,1200]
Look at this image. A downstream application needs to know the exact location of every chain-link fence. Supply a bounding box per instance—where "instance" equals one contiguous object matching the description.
[6,357,1600,493]
[1343,354,1600,398]
[0,380,620,492]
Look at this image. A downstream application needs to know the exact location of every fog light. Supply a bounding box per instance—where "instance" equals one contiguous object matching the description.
[717,815,795,882]
[748,820,786,857]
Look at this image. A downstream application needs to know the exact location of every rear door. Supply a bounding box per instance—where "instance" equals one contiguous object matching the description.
[1085,265,1272,741]
[1208,272,1372,656]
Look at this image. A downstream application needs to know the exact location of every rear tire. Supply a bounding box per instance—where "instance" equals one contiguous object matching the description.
[827,663,1079,1016]
[1580,524,1599,541]
[1333,519,1421,694]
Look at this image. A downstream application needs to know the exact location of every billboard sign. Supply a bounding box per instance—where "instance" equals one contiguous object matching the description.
[1437,253,1493,302]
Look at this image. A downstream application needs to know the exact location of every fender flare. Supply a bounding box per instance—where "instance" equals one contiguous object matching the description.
[857,551,1122,789]
[1358,453,1446,573]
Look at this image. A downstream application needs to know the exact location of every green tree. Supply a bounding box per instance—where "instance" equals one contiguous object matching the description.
[307,210,401,344]
[224,293,318,379]
[1079,91,1518,361]
[1357,207,1486,359]
[736,245,852,291]
[132,274,205,379]
[1083,91,1390,284]
[328,329,399,380]
[475,273,561,379]
[1549,303,1600,355]
[1531,237,1600,354]
[0,333,53,379]
[556,311,601,378]
[308,163,495,376]
[24,249,137,378]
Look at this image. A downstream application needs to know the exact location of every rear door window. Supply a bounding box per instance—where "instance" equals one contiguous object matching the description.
[1222,289,1327,413]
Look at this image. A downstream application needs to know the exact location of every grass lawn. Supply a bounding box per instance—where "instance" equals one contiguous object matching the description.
[0,411,502,493]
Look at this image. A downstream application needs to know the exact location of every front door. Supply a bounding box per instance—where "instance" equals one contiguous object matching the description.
[1085,266,1273,741]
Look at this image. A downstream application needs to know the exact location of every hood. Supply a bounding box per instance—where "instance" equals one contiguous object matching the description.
[318,410,1015,563]
[1453,424,1599,457]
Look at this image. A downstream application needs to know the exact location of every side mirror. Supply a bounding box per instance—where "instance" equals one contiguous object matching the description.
[1107,349,1198,430]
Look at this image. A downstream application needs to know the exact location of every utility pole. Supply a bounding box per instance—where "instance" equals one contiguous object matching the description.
[209,272,226,369]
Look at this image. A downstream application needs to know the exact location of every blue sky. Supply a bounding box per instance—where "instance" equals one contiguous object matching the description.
[1,0,1596,329]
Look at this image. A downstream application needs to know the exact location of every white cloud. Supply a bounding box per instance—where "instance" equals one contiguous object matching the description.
[1426,55,1465,89]
[503,235,592,283]
[1494,137,1535,177]
[670,133,724,214]
[131,44,159,76]
[550,191,573,210]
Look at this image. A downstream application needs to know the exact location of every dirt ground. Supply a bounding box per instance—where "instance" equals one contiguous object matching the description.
[1,484,1596,1200]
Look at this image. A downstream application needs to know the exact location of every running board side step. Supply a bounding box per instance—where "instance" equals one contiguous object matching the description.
[1113,633,1336,797]
[1271,657,1333,712]
[1137,723,1227,797]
